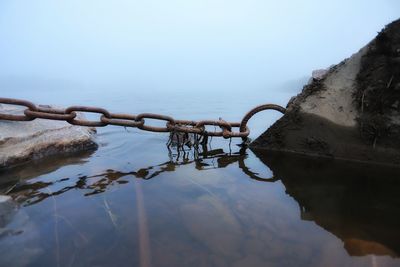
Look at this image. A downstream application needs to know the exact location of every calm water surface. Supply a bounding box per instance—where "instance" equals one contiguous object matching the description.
[1,89,400,267]
[1,1,400,266]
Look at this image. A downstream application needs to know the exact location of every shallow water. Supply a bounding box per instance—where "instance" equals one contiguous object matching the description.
[1,94,400,267]
[2,1,400,266]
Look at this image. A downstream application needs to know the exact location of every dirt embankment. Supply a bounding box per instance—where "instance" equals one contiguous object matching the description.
[250,18,400,166]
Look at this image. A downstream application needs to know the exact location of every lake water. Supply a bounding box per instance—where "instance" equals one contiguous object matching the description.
[1,1,400,266]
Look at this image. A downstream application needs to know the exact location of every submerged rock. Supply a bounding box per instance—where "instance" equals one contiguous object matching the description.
[0,194,42,267]
[0,195,16,228]
[251,18,400,165]
[0,105,97,169]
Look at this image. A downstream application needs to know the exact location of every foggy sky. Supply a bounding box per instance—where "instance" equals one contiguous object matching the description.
[0,0,399,94]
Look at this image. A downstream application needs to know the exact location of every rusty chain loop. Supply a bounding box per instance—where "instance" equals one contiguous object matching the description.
[0,98,37,121]
[25,106,77,121]
[0,97,286,140]
[100,113,144,128]
[65,106,111,127]
[239,104,286,140]
[135,113,176,132]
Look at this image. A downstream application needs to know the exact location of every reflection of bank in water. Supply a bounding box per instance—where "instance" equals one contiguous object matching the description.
[0,149,95,193]
[253,150,400,258]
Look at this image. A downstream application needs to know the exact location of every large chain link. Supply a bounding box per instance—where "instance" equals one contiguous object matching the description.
[0,97,285,140]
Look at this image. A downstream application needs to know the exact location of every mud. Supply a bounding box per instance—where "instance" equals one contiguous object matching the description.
[354,19,400,147]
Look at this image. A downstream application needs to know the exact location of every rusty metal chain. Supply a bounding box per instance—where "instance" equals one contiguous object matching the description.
[0,97,285,140]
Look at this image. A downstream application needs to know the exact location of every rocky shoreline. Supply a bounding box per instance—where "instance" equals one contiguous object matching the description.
[0,105,97,169]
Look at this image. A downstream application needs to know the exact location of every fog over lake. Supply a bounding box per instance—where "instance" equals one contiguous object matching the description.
[1,0,399,100]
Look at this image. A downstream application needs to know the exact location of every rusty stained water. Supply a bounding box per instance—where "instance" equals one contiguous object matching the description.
[1,130,400,267]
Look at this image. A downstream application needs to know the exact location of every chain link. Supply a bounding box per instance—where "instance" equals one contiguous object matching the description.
[135,113,176,132]
[0,98,37,121]
[0,97,285,140]
[25,106,77,121]
[100,113,144,128]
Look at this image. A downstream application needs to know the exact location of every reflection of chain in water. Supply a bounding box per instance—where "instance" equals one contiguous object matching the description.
[8,145,275,206]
